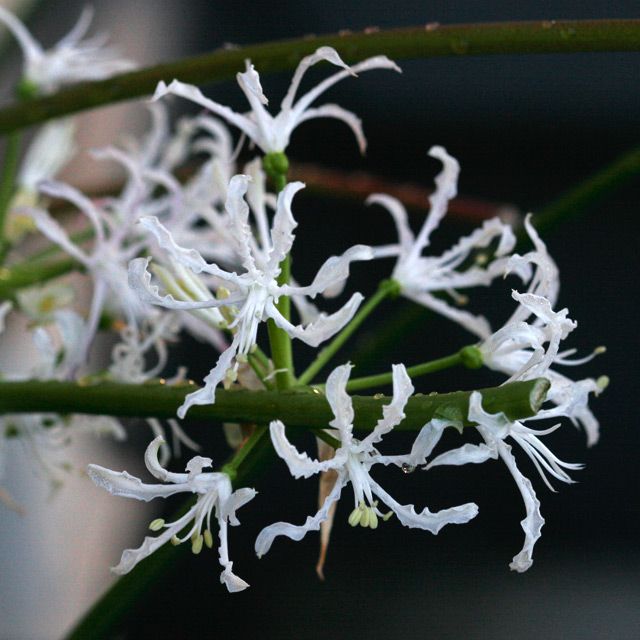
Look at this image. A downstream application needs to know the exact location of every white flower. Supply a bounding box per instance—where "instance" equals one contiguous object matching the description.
[468,391,582,572]
[26,145,177,371]
[129,174,372,417]
[0,311,125,510]
[153,46,400,154]
[254,363,479,559]
[481,290,604,446]
[0,5,135,95]
[87,436,256,592]
[369,146,518,338]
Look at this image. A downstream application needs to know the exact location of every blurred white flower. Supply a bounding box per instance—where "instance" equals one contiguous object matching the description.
[0,5,135,96]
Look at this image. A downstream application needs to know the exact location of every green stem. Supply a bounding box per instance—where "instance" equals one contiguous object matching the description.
[341,345,482,392]
[247,353,274,390]
[0,131,22,261]
[0,377,549,426]
[264,152,295,390]
[1,20,639,134]
[297,279,399,386]
[532,144,640,238]
[267,253,295,389]
[0,256,78,299]
[312,428,341,449]
[221,424,269,482]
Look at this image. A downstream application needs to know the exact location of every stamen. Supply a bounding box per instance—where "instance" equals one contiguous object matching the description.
[204,529,214,549]
[191,534,204,555]
[170,535,181,546]
[348,503,362,527]
[149,518,165,531]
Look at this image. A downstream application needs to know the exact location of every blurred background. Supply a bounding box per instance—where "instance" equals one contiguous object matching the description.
[0,1,638,638]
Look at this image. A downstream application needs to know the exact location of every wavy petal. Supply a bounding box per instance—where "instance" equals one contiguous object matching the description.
[270,420,348,479]
[356,364,413,451]
[368,476,478,533]
[153,80,259,142]
[255,473,346,557]
[266,293,362,347]
[283,244,373,299]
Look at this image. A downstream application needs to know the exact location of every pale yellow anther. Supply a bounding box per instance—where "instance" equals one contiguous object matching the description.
[595,346,606,355]
[382,511,393,522]
[204,529,214,549]
[216,287,231,300]
[348,506,361,527]
[597,375,610,391]
[170,535,181,546]
[368,510,379,529]
[236,353,248,364]
[360,507,370,528]
[191,534,204,555]
[249,344,258,354]
[149,518,165,531]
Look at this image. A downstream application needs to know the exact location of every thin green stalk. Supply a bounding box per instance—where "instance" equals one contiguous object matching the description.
[532,144,640,238]
[0,377,550,427]
[1,20,640,134]
[297,279,400,386]
[266,252,295,389]
[247,353,275,390]
[264,152,295,390]
[341,345,482,392]
[221,424,268,481]
[312,428,341,449]
[0,256,78,298]
[0,131,22,261]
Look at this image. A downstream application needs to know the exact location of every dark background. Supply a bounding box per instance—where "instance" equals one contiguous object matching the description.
[6,1,640,638]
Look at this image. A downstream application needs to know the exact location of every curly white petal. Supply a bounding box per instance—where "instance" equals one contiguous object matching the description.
[269,420,348,479]
[255,473,346,558]
[266,292,363,348]
[368,476,479,533]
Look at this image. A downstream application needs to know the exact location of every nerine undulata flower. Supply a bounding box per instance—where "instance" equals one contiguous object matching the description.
[129,174,372,417]
[468,392,582,572]
[369,146,518,338]
[88,436,256,592]
[153,46,400,153]
[26,145,178,371]
[481,236,605,446]
[254,363,479,560]
[0,5,135,96]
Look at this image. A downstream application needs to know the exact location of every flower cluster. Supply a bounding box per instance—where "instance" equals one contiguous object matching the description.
[0,5,605,593]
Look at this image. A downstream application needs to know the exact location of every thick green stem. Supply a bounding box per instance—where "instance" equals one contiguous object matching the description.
[0,131,22,260]
[1,20,640,134]
[342,345,482,392]
[0,377,549,426]
[297,279,399,386]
